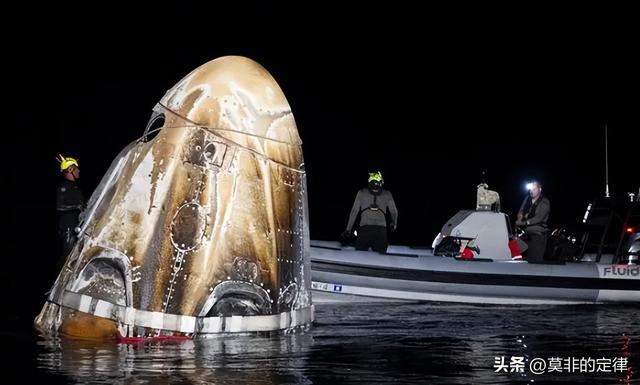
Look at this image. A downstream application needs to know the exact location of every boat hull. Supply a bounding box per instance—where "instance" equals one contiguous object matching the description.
[310,241,640,305]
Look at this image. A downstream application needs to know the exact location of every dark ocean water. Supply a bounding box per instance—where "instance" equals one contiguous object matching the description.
[3,299,638,385]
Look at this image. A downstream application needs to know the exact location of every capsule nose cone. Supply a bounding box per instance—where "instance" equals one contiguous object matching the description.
[158,56,302,168]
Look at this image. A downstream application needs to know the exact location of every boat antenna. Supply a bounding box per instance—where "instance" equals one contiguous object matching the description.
[605,124,610,198]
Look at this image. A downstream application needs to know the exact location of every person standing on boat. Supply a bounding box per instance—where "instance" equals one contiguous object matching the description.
[516,181,550,262]
[342,171,398,253]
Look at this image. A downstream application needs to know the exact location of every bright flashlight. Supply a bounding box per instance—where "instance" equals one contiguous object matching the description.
[526,182,533,191]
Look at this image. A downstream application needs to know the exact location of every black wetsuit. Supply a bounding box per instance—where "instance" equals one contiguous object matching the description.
[56,179,84,256]
[346,188,398,253]
[518,195,550,262]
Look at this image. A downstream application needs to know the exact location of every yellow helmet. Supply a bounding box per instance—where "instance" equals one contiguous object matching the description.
[57,154,79,172]
[368,171,383,183]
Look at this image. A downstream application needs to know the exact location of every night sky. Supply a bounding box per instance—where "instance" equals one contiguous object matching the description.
[6,6,638,297]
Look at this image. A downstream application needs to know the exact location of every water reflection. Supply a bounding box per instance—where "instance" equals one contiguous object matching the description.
[34,303,639,384]
[37,330,314,385]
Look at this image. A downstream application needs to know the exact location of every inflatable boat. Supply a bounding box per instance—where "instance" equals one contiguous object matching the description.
[311,207,640,305]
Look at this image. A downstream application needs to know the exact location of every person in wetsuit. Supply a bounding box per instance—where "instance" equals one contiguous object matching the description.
[516,180,550,262]
[343,171,398,253]
[56,154,85,257]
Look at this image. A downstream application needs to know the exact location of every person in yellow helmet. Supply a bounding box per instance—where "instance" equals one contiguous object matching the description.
[342,171,398,253]
[56,154,85,256]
